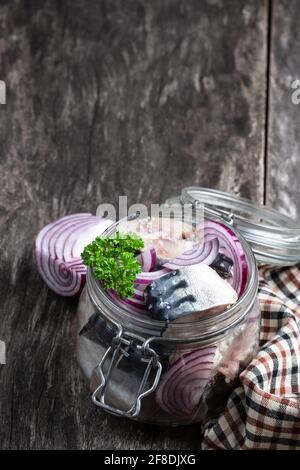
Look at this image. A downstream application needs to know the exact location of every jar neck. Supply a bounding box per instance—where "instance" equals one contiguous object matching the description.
[86,229,258,345]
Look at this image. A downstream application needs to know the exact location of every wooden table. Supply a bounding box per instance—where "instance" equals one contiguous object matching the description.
[0,0,299,449]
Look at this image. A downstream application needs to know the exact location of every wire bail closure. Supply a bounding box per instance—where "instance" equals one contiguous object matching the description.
[192,198,234,226]
[91,321,162,418]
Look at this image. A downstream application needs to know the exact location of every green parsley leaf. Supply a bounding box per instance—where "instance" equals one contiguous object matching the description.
[81,231,144,298]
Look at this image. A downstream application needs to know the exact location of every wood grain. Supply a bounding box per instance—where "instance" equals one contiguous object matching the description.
[265,0,300,218]
[0,0,268,449]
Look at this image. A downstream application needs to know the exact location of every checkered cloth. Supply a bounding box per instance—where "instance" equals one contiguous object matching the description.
[202,264,300,450]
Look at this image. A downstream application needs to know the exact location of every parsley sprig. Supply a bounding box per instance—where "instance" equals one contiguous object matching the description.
[81,232,144,298]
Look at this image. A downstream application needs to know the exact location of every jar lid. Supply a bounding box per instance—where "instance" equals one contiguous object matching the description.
[170,186,300,266]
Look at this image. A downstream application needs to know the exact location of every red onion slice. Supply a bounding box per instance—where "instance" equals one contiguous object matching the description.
[35,213,113,297]
[51,217,96,260]
[162,238,219,269]
[107,290,148,315]
[133,288,145,302]
[135,267,172,285]
[37,214,90,260]
[203,220,248,296]
[138,248,156,272]
[156,347,216,418]
[66,257,86,270]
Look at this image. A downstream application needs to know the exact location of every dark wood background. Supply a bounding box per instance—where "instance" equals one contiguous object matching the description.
[0,0,299,450]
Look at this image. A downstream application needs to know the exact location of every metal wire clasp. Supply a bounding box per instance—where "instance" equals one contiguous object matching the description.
[91,324,162,418]
[192,199,235,225]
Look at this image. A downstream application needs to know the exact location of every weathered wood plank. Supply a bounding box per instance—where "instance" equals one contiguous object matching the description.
[266,0,300,217]
[0,1,267,449]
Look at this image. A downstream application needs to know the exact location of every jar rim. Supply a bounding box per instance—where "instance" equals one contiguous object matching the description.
[86,214,259,343]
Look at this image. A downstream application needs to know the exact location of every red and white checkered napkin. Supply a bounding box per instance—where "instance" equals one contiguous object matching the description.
[202,265,300,450]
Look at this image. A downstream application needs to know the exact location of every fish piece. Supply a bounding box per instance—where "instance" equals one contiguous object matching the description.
[144,264,238,322]
[210,253,233,278]
[118,217,202,262]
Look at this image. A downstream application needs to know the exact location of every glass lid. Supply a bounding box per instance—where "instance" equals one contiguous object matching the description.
[174,186,300,266]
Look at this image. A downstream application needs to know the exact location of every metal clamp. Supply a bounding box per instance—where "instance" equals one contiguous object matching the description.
[192,199,235,225]
[91,326,162,418]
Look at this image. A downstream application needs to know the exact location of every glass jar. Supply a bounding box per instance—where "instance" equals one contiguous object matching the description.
[77,187,300,426]
[76,193,265,426]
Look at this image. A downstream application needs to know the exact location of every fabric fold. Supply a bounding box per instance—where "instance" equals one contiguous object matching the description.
[202,265,300,450]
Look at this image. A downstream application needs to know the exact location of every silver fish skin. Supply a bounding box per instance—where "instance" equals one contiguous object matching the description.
[145,264,238,322]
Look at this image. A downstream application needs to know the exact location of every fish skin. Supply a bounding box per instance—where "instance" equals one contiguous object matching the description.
[210,253,233,278]
[145,264,238,322]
